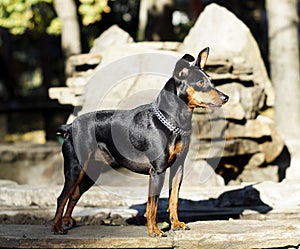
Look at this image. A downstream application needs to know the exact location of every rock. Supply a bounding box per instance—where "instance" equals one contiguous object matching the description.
[256,180,300,208]
[48,87,84,106]
[0,144,63,186]
[0,180,18,187]
[182,159,225,187]
[259,118,285,163]
[237,165,279,183]
[191,139,260,159]
[90,25,134,54]
[205,59,232,74]
[180,3,274,107]
[218,83,266,120]
[0,150,17,163]
[245,153,266,169]
[79,47,180,114]
[223,139,260,157]
[226,153,275,184]
[223,102,246,120]
[66,53,102,78]
[226,117,272,139]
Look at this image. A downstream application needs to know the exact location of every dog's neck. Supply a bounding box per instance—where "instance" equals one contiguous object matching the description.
[153,78,193,133]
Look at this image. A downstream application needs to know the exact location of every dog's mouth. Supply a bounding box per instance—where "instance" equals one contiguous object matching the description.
[199,103,223,109]
[198,100,227,108]
[189,101,223,110]
[208,103,222,108]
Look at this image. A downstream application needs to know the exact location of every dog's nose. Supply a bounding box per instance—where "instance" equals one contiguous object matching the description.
[221,94,229,103]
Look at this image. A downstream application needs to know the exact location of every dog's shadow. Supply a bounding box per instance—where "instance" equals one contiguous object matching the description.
[127,185,272,226]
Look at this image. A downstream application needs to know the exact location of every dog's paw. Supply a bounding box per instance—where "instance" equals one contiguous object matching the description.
[52,224,67,235]
[172,221,190,231]
[148,226,167,237]
[63,216,76,228]
[152,230,167,237]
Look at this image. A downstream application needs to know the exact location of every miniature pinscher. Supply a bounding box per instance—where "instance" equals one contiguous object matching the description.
[52,47,229,237]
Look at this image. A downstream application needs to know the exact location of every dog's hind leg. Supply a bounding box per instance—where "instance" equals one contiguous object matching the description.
[62,171,95,228]
[52,178,77,234]
[52,143,92,235]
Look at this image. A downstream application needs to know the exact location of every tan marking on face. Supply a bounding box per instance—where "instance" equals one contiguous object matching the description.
[186,86,224,110]
[168,141,183,163]
[186,86,204,111]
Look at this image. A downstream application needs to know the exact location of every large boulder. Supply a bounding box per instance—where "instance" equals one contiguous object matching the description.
[180,3,274,107]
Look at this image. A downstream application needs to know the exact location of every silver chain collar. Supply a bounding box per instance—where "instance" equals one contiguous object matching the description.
[151,102,192,136]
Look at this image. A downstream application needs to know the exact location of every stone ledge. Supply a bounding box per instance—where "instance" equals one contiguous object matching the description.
[1,179,300,248]
[1,219,300,248]
[175,220,300,249]
[0,224,173,249]
[1,180,300,210]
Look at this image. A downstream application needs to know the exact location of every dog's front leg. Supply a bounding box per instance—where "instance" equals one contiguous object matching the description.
[144,169,166,237]
[168,163,190,230]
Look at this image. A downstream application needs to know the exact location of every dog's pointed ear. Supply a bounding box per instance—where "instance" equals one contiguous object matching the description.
[195,47,209,69]
[173,54,194,81]
[181,54,195,63]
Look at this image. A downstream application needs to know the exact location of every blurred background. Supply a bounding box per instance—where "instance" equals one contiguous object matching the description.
[0,0,299,185]
[0,0,280,141]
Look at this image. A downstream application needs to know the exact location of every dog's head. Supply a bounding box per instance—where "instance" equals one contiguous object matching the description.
[173,47,228,110]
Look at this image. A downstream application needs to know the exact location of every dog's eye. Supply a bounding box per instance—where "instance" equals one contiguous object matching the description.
[197,81,204,87]
[195,81,211,92]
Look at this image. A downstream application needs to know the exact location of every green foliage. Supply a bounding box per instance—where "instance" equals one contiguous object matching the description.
[46,16,61,35]
[0,0,110,35]
[79,0,110,26]
[0,0,57,35]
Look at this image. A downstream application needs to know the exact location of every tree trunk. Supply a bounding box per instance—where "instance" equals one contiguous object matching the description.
[145,0,174,41]
[53,0,81,75]
[137,0,148,41]
[266,0,300,140]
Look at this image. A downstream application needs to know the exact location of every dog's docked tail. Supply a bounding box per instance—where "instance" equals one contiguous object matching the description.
[56,124,71,138]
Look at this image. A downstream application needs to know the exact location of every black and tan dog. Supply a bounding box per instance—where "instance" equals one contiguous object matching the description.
[52,47,229,237]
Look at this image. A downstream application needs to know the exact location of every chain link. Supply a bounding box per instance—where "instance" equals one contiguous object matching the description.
[151,102,192,136]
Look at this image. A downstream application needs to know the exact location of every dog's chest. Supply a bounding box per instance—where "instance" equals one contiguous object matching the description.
[168,140,184,163]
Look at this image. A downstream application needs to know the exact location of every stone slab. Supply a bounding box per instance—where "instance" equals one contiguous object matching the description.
[1,219,300,248]
[0,224,173,248]
[1,180,300,248]
[174,220,300,249]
